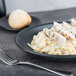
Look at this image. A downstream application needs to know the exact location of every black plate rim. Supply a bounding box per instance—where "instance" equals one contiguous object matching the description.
[15,21,76,59]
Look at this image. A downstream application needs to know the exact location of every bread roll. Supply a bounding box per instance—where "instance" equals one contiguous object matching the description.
[8,9,32,29]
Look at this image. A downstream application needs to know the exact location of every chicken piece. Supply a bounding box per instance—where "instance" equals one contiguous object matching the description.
[43,28,50,37]
[58,29,75,40]
[62,21,76,38]
[52,22,62,32]
[71,19,76,27]
[71,28,76,38]
[62,21,71,30]
[53,22,62,29]
[53,22,75,40]
[50,32,66,48]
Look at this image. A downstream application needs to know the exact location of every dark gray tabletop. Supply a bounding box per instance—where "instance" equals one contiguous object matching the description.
[0,8,76,76]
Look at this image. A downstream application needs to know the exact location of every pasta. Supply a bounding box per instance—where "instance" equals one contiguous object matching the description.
[27,19,76,55]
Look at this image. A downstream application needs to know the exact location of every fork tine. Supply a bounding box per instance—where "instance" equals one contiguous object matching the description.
[0,49,17,65]
[0,49,14,60]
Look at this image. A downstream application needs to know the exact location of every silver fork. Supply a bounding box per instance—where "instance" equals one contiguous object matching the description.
[0,49,73,76]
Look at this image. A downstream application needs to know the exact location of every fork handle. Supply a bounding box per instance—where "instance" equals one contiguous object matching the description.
[17,62,73,76]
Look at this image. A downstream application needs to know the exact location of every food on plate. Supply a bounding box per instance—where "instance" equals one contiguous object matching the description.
[71,19,76,27]
[27,19,76,55]
[8,9,32,29]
